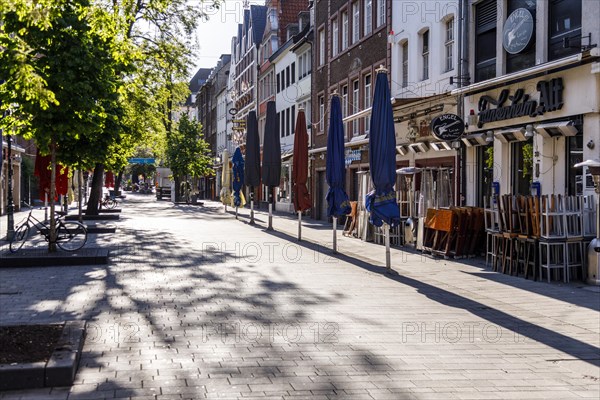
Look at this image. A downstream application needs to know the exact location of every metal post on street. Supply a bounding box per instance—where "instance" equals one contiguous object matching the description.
[267,190,273,231]
[5,134,14,241]
[333,217,337,253]
[249,189,255,225]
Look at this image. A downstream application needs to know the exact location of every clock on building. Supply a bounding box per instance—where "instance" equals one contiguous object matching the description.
[502,8,534,55]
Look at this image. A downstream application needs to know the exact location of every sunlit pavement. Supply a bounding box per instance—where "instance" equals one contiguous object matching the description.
[1,193,599,400]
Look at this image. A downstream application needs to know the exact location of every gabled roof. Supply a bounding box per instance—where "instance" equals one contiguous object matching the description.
[250,5,267,47]
[189,68,212,93]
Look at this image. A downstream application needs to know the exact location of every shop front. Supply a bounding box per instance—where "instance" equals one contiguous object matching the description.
[461,65,599,204]
[457,62,599,281]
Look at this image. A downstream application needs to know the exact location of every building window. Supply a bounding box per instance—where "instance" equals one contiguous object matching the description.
[291,62,295,83]
[280,112,284,138]
[421,30,429,80]
[319,29,325,65]
[377,0,385,27]
[548,0,582,61]
[342,11,349,51]
[291,105,296,135]
[445,18,454,72]
[352,79,359,135]
[306,49,312,75]
[319,95,324,132]
[567,132,584,195]
[506,0,536,73]
[364,74,372,132]
[511,139,533,195]
[364,0,372,36]
[352,1,360,44]
[332,18,339,57]
[342,85,349,132]
[475,0,497,82]
[402,41,408,88]
[286,108,291,137]
[286,66,290,87]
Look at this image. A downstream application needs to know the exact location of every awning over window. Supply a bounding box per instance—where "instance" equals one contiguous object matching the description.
[535,120,578,138]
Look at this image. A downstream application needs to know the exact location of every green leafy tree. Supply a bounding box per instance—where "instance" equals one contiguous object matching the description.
[82,0,222,210]
[1,0,128,250]
[166,114,213,200]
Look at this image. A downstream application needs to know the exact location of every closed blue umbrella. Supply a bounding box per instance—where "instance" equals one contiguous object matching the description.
[232,147,245,210]
[366,68,400,270]
[326,95,351,253]
[366,70,400,228]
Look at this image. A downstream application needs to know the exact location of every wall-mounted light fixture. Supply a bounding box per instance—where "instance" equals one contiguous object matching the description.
[451,141,461,150]
[319,153,325,160]
[523,124,535,138]
[485,130,494,143]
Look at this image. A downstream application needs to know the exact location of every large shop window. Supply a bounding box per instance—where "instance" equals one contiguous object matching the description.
[548,0,582,61]
[475,0,497,82]
[477,144,494,207]
[511,138,533,195]
[566,132,584,195]
[506,0,536,73]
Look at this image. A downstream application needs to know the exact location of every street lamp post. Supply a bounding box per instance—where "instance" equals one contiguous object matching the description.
[574,159,600,285]
[5,134,14,241]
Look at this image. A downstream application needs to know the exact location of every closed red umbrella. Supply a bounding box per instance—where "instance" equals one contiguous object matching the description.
[55,165,69,196]
[292,109,312,240]
[34,150,52,201]
[105,171,114,188]
[292,109,311,212]
[34,149,69,199]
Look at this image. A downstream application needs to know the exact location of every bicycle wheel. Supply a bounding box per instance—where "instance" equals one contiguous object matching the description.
[9,224,30,253]
[56,221,87,251]
[106,199,117,209]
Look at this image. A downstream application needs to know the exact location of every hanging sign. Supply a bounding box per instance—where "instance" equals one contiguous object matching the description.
[430,114,465,141]
[503,8,534,54]
[345,149,361,166]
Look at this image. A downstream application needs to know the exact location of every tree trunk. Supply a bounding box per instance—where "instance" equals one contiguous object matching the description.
[115,169,124,193]
[174,175,180,202]
[78,170,83,223]
[85,163,104,215]
[49,141,57,252]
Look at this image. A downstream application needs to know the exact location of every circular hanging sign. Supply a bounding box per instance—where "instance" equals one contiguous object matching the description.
[430,114,465,141]
[228,108,238,116]
[503,8,534,55]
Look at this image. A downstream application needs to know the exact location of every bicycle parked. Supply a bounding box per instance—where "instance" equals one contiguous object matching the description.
[100,193,118,209]
[9,209,88,253]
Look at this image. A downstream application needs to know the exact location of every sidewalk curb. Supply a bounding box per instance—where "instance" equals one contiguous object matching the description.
[0,321,86,391]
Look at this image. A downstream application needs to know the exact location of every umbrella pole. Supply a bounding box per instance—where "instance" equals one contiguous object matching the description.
[333,217,337,253]
[250,190,255,225]
[298,211,302,241]
[384,224,391,271]
[235,206,238,220]
[267,191,273,230]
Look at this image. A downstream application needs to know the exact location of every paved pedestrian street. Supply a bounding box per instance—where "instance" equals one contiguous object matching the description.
[1,194,599,400]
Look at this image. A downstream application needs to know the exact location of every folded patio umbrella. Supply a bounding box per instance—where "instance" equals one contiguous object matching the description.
[232,147,246,208]
[220,149,232,206]
[366,71,400,228]
[292,109,312,213]
[326,95,351,218]
[104,171,114,188]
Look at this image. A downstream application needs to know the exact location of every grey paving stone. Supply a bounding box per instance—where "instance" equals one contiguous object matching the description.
[1,197,598,400]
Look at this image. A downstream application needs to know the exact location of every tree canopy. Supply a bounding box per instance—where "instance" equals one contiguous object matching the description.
[166,114,213,180]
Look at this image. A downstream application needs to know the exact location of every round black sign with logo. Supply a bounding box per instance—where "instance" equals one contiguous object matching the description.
[503,8,534,55]
[430,114,465,141]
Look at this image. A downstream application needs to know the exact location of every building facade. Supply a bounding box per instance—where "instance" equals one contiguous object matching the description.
[311,0,391,220]
[456,0,600,207]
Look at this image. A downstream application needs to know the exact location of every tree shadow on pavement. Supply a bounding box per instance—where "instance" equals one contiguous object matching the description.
[260,226,600,370]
